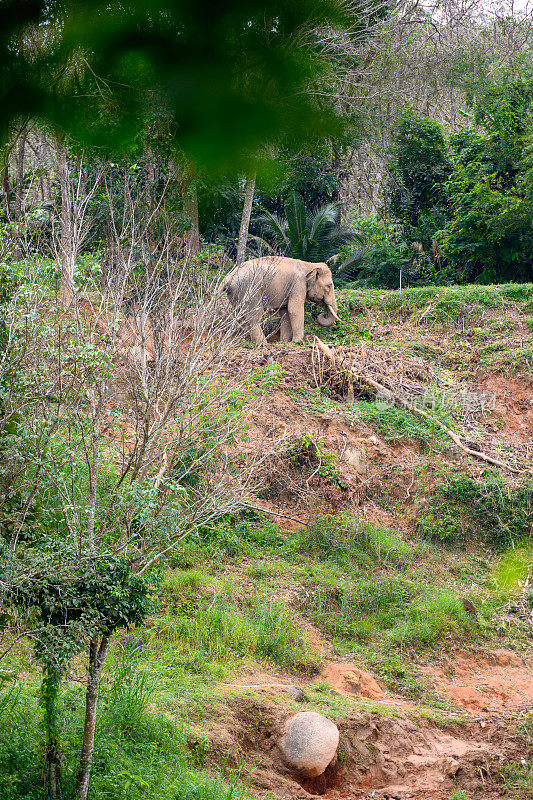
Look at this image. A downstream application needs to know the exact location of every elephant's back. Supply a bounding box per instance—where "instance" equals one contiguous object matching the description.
[223,258,268,290]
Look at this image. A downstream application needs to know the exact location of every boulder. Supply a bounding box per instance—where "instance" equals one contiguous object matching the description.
[283,685,306,702]
[280,711,339,777]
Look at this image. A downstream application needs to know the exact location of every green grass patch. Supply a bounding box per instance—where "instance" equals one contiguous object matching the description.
[496,759,533,799]
[149,590,318,673]
[358,400,448,447]
[489,542,533,603]
[297,514,413,570]
[339,284,528,325]
[294,515,475,652]
[304,575,472,650]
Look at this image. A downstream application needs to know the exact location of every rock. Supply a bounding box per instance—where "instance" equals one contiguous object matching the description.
[283,685,306,702]
[445,756,461,777]
[461,598,477,618]
[342,446,367,476]
[280,711,339,777]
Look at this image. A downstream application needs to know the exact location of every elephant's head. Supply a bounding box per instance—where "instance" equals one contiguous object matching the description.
[305,263,340,328]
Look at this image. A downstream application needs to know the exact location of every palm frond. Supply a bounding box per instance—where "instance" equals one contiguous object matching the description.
[285,192,307,242]
[258,209,291,251]
[308,202,341,242]
[246,234,277,256]
[333,246,374,279]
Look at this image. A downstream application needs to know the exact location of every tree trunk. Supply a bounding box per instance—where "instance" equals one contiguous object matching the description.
[2,165,11,222]
[56,138,75,306]
[41,670,63,800]
[236,173,256,264]
[13,125,27,222]
[180,161,200,264]
[183,182,200,263]
[86,413,100,550]
[75,633,111,800]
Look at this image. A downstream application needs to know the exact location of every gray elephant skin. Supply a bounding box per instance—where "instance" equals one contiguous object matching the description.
[223,256,340,343]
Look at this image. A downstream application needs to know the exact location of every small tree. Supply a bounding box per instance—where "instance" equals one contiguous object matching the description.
[387,110,451,237]
[0,183,278,797]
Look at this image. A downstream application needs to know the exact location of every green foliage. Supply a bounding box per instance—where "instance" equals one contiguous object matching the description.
[297,514,412,570]
[305,565,471,649]
[0,673,249,800]
[258,146,340,214]
[489,543,533,603]
[358,400,447,447]
[443,137,533,283]
[3,555,153,675]
[0,686,44,800]
[151,587,317,672]
[258,191,358,262]
[1,0,355,175]
[372,79,533,286]
[296,515,473,650]
[388,110,451,231]
[334,216,412,288]
[418,474,533,549]
[447,78,533,282]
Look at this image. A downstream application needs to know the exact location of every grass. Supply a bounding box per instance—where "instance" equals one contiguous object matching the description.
[297,514,414,569]
[339,283,533,327]
[305,571,473,650]
[489,542,533,603]
[292,515,476,657]
[1,502,528,799]
[357,399,450,447]
[4,280,533,800]
[149,572,319,673]
[0,663,250,800]
[497,758,533,799]
[302,283,533,376]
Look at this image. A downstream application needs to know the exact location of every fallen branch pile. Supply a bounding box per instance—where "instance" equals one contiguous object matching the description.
[312,337,521,474]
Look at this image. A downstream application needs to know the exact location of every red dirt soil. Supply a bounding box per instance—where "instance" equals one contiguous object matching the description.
[422,649,533,713]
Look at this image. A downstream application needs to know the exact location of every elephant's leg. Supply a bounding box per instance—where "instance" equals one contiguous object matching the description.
[287,295,305,342]
[248,312,267,344]
[279,311,292,342]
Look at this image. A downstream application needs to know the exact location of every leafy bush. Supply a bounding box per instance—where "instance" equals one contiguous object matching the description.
[334,216,412,288]
[388,110,451,233]
[369,79,533,285]
[418,474,533,549]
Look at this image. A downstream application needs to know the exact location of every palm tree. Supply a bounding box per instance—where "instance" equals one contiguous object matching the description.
[258,191,359,262]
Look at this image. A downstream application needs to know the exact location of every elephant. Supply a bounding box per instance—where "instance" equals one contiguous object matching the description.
[223,256,340,343]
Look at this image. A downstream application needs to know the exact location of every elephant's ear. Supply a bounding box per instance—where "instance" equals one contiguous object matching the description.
[305,264,328,281]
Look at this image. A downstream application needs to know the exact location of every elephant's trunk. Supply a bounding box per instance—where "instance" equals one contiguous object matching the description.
[317,297,340,327]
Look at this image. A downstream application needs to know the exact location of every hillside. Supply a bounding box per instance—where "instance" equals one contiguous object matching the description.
[2,283,533,800]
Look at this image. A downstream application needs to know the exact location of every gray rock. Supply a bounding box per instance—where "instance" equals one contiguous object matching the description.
[283,685,306,702]
[280,711,339,777]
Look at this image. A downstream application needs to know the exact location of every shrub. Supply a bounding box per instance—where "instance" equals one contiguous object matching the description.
[419,474,533,549]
